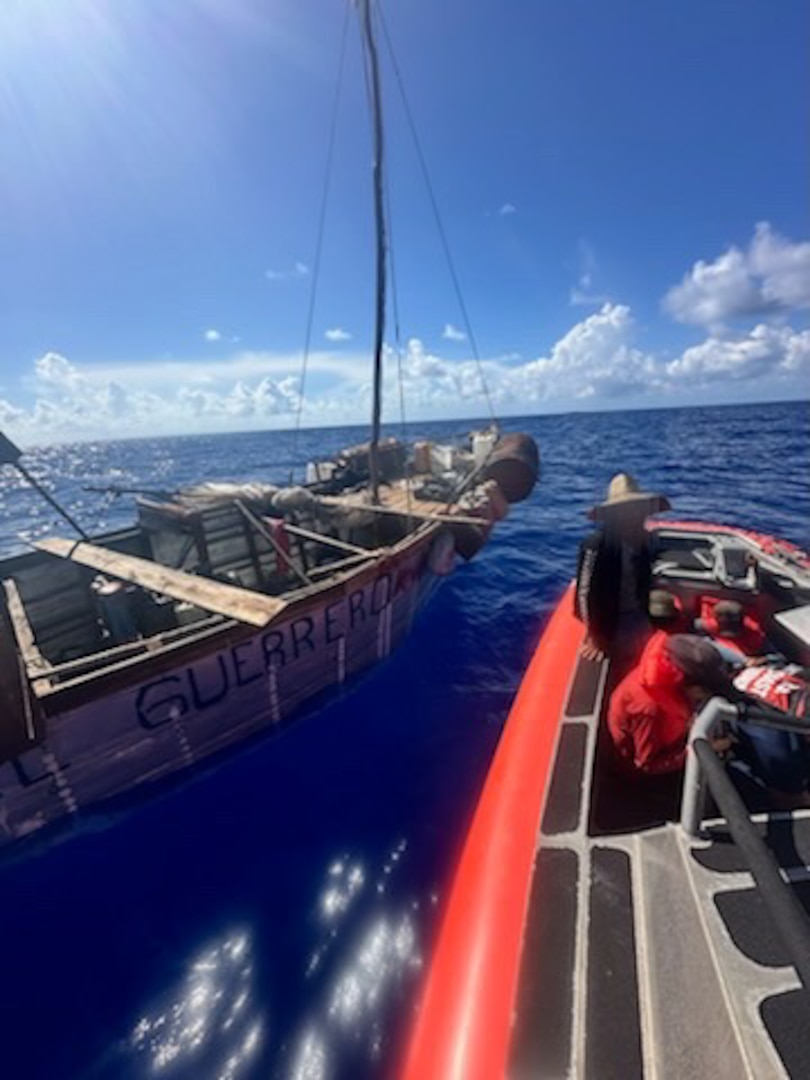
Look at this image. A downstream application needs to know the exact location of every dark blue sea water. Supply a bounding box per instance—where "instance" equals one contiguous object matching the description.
[0,400,807,1080]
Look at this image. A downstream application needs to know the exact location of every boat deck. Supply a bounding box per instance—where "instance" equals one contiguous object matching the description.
[512,652,810,1079]
[319,478,458,520]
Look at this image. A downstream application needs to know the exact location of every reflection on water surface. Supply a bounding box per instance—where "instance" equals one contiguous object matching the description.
[130,930,262,1079]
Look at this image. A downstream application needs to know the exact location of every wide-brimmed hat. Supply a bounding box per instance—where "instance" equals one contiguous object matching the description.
[588,472,671,521]
[665,634,746,702]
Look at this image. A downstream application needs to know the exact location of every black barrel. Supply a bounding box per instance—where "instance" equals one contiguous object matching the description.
[483,433,540,504]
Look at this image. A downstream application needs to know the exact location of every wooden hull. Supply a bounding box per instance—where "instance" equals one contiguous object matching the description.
[0,527,443,849]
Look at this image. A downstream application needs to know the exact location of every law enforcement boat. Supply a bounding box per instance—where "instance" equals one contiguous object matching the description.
[404,519,810,1079]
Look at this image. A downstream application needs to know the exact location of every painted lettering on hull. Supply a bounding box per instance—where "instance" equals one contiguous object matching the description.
[132,572,397,731]
[0,556,435,844]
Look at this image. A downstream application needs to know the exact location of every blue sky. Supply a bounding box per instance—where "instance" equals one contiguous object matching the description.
[0,0,807,441]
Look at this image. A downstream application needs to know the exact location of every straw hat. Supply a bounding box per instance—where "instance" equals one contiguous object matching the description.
[588,473,671,521]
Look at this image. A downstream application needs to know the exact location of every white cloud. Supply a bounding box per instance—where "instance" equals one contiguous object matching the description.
[324,327,351,342]
[27,349,370,392]
[663,222,810,328]
[569,240,609,307]
[2,352,302,438]
[441,323,466,342]
[35,351,85,391]
[569,284,610,307]
[666,324,810,382]
[2,289,807,440]
[498,203,516,216]
[265,262,310,282]
[509,303,658,401]
[204,328,222,342]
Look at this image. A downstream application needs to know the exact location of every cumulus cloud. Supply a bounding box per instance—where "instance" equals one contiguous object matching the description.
[498,203,516,216]
[35,351,85,391]
[2,352,301,438]
[2,287,807,440]
[441,323,466,342]
[663,222,810,328]
[387,304,809,414]
[666,324,810,383]
[324,327,351,342]
[509,303,658,401]
[204,328,222,342]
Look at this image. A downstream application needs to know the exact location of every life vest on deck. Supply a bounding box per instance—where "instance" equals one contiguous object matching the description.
[733,666,810,718]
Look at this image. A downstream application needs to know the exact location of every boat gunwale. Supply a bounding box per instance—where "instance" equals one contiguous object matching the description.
[10,516,443,714]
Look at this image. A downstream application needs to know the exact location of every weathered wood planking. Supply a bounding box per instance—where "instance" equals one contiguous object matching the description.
[320,493,487,528]
[3,579,50,674]
[0,522,441,847]
[33,537,288,628]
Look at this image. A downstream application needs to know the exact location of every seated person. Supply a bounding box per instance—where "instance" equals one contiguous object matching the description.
[607,633,738,777]
[648,589,690,635]
[697,597,767,659]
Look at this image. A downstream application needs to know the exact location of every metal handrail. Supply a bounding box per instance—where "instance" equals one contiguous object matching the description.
[681,696,810,836]
[690,737,810,989]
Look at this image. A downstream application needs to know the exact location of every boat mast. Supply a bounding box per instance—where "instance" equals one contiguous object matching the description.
[359,0,387,503]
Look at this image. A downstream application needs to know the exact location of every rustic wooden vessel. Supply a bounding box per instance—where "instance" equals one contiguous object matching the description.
[0,447,535,849]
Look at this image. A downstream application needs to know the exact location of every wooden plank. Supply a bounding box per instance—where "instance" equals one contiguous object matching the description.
[31,613,224,684]
[3,578,50,675]
[283,522,374,557]
[33,537,288,629]
[319,495,488,528]
[307,551,377,578]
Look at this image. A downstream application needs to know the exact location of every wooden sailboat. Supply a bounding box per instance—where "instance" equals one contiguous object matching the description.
[0,1,538,851]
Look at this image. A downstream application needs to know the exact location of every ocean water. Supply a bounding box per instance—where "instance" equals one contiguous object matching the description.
[0,399,807,1080]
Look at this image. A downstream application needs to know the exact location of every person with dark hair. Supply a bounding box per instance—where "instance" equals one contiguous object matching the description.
[698,597,767,658]
[647,589,690,634]
[607,633,738,777]
[575,473,670,666]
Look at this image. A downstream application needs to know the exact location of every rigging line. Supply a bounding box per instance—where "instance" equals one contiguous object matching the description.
[377,1,499,429]
[290,0,352,479]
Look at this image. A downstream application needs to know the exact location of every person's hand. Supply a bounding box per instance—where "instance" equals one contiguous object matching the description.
[709,733,734,755]
[744,656,767,668]
[581,636,605,662]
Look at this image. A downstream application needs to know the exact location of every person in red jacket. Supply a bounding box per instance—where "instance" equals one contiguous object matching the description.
[607,632,738,776]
